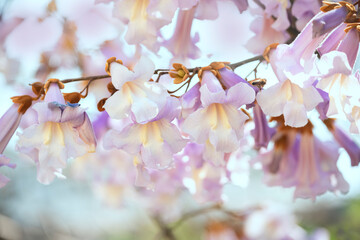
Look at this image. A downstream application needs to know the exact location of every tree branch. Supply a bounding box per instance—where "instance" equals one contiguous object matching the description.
[58,55,265,85]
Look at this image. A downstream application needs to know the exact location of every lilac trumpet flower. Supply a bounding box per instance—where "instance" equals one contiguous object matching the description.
[17,79,97,185]
[164,6,200,63]
[182,70,255,165]
[294,126,349,200]
[104,97,187,170]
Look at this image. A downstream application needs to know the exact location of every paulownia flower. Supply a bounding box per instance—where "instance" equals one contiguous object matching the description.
[17,79,97,184]
[104,97,187,169]
[104,56,170,124]
[182,71,255,164]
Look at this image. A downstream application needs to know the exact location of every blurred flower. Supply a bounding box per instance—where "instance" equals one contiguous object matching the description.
[0,155,16,188]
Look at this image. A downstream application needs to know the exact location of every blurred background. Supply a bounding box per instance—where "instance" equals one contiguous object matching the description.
[1,0,360,239]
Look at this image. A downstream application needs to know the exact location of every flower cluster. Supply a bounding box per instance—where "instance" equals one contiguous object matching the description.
[0,0,360,208]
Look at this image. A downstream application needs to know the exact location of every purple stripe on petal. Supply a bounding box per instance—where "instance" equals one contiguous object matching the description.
[316,23,346,57]
[337,28,360,67]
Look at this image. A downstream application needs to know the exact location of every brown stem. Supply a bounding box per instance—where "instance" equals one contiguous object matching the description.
[58,55,265,85]
[228,55,264,71]
[61,74,110,84]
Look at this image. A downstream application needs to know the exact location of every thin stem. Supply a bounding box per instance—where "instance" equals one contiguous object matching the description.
[58,55,265,84]
[61,74,110,84]
[228,55,264,71]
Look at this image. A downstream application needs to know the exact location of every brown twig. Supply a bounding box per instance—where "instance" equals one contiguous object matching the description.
[58,55,265,85]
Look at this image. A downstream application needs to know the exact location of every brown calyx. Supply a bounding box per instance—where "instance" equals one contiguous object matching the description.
[97,98,108,112]
[169,63,190,84]
[105,57,123,75]
[63,92,83,104]
[297,121,314,135]
[107,82,118,95]
[344,22,360,33]
[30,82,45,99]
[263,43,279,63]
[323,118,335,131]
[11,95,34,114]
[44,78,64,93]
[198,62,230,86]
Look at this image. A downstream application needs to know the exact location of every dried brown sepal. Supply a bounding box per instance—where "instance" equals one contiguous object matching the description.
[263,43,279,63]
[107,82,117,94]
[97,98,108,112]
[197,65,212,80]
[344,23,360,33]
[169,63,189,84]
[297,121,313,135]
[44,78,64,93]
[320,1,341,12]
[323,118,335,131]
[105,57,123,75]
[11,95,34,114]
[209,62,230,70]
[31,82,45,96]
[270,115,294,132]
[63,92,82,104]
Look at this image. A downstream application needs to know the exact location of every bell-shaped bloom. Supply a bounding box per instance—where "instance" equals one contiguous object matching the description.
[104,56,169,124]
[257,128,299,188]
[324,119,360,166]
[259,0,290,32]
[316,51,360,119]
[104,97,187,169]
[294,132,349,200]
[113,0,177,51]
[244,203,307,240]
[175,142,225,202]
[269,16,325,83]
[17,81,97,184]
[164,7,200,63]
[182,71,255,162]
[257,79,322,127]
[0,155,16,188]
[246,11,289,54]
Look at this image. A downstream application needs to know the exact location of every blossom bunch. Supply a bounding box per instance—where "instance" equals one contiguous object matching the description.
[0,0,360,224]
